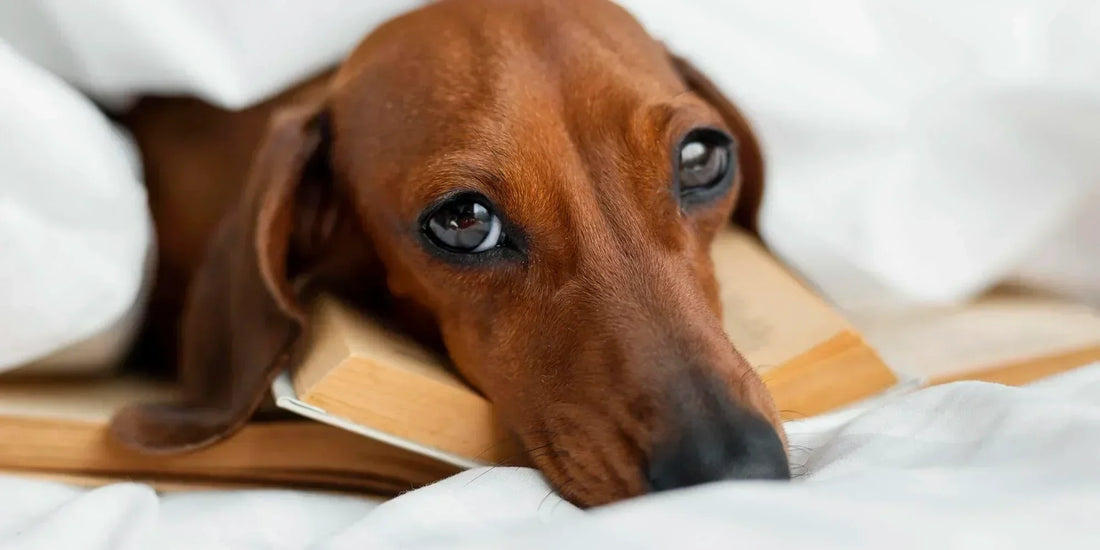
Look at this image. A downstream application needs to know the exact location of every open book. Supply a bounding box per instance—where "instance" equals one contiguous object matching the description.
[273,227,903,469]
[3,228,1096,492]
[0,377,459,493]
[855,289,1100,387]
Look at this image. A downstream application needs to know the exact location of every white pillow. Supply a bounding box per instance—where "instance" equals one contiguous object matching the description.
[0,41,152,374]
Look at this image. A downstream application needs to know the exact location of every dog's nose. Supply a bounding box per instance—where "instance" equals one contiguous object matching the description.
[646,402,790,492]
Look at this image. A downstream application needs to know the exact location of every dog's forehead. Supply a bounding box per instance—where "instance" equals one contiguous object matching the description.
[329,0,684,132]
[337,0,673,78]
[329,1,691,170]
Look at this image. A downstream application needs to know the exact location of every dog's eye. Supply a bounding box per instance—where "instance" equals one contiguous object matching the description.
[677,130,735,202]
[424,197,503,253]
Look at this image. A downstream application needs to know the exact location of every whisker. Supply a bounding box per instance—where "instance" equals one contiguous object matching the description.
[470,428,555,461]
[463,443,556,487]
[461,428,560,487]
[739,367,757,387]
[552,490,575,513]
[538,489,557,511]
[788,456,811,479]
[539,479,575,513]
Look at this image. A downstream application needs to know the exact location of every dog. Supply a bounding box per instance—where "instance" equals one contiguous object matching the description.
[113,0,789,507]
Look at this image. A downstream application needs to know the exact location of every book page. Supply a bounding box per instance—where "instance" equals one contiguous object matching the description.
[855,295,1100,379]
[319,299,469,391]
[711,228,853,372]
[302,229,864,384]
[0,377,174,422]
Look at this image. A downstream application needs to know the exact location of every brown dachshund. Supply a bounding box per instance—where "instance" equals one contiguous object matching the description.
[114,0,788,507]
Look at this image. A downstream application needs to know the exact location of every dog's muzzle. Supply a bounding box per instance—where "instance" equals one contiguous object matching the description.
[645,372,790,492]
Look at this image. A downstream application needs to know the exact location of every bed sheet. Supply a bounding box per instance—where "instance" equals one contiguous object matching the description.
[2,363,1097,550]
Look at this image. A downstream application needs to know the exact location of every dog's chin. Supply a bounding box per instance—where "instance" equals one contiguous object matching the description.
[525,444,647,508]
[511,406,650,507]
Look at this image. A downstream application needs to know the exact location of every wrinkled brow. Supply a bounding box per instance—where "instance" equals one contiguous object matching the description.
[411,150,513,202]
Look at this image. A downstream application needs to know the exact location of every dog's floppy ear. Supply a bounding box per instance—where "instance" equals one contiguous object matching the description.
[111,93,367,453]
[668,54,765,232]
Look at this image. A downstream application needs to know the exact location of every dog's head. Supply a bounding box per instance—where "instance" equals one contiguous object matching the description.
[113,0,787,506]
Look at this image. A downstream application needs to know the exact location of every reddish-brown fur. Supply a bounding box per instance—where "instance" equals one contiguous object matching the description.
[114,0,784,506]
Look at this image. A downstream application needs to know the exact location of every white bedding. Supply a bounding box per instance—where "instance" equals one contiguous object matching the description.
[0,2,1097,548]
[2,0,1098,374]
[0,42,152,375]
[3,363,1098,550]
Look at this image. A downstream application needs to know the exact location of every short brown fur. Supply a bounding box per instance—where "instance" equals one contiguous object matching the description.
[116,0,782,506]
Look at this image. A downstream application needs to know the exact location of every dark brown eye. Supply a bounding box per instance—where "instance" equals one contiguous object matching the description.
[425,197,503,253]
[677,130,735,202]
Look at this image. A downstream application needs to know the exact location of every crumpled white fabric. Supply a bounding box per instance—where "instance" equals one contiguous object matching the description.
[0,1,421,372]
[2,0,1097,316]
[0,0,422,111]
[0,41,152,374]
[613,0,1100,311]
[0,480,379,550]
[2,363,1098,549]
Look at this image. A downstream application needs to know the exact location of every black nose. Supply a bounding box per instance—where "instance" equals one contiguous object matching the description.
[647,390,790,492]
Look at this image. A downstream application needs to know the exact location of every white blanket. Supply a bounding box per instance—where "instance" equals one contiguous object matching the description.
[1,0,1098,374]
[3,363,1098,550]
[0,41,152,374]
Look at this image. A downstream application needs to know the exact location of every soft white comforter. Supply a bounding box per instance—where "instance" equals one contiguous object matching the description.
[3,363,1097,550]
